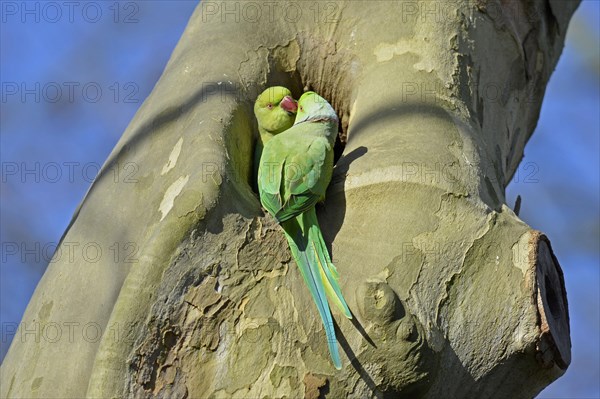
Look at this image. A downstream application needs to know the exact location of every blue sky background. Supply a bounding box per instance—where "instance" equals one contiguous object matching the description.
[1,2,598,397]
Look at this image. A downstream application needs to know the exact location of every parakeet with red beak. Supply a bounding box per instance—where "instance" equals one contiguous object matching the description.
[253,87,298,182]
[257,91,351,369]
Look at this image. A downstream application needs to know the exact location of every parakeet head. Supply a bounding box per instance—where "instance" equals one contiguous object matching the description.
[294,92,339,125]
[254,86,298,137]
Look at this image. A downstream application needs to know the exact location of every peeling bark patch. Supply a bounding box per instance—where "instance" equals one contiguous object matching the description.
[272,40,301,73]
[128,275,234,397]
[374,41,402,62]
[303,373,329,399]
[132,326,181,393]
[184,276,230,351]
[238,40,300,94]
[161,137,183,175]
[270,365,298,389]
[124,211,294,397]
[373,40,418,66]
[236,218,290,276]
[373,39,439,74]
[159,175,190,221]
[441,210,532,378]
[373,40,435,72]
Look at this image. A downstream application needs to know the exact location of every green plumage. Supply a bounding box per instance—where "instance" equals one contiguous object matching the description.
[257,91,351,369]
[253,86,297,186]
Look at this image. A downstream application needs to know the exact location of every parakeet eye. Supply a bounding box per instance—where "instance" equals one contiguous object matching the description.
[299,106,304,112]
[267,103,273,109]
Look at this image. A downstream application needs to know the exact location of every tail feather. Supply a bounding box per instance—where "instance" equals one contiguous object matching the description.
[282,217,342,370]
[305,209,352,319]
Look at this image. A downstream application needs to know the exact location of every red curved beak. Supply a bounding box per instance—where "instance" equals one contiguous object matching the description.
[280,96,298,113]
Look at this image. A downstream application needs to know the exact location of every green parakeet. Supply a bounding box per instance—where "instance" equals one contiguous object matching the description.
[258,91,352,369]
[253,86,298,184]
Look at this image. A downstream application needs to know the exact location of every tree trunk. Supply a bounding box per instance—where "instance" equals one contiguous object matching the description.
[1,1,578,398]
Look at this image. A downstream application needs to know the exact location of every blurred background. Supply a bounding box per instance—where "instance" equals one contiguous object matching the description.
[1,1,598,397]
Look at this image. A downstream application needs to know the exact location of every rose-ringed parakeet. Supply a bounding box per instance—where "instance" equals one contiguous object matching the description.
[253,87,298,184]
[258,91,352,369]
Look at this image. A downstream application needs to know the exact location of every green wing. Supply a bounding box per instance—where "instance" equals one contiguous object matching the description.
[257,134,286,217]
[258,124,332,222]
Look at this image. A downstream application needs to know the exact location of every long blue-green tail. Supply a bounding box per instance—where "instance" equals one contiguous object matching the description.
[304,208,352,319]
[281,208,351,369]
